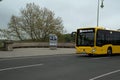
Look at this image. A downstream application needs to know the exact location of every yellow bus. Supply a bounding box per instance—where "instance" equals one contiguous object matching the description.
[75,27,120,56]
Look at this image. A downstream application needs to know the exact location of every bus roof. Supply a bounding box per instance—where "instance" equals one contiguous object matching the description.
[77,26,120,32]
[77,26,105,30]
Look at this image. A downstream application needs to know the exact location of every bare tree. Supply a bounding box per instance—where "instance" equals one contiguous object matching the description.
[0,29,11,40]
[8,15,25,40]
[7,3,64,41]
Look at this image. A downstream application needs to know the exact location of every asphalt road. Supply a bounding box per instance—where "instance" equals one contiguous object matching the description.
[0,54,120,80]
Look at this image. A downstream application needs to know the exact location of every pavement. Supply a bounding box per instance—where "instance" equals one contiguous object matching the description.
[0,48,76,58]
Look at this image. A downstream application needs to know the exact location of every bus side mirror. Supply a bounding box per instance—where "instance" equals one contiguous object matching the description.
[71,32,76,42]
[71,32,76,37]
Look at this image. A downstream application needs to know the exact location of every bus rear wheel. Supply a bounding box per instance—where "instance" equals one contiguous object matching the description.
[107,48,112,56]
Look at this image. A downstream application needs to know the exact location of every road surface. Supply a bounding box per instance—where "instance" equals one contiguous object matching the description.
[0,54,120,80]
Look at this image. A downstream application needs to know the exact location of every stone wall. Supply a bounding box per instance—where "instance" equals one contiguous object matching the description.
[13,42,75,48]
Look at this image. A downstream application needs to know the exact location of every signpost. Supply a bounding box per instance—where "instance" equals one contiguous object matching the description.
[49,34,58,50]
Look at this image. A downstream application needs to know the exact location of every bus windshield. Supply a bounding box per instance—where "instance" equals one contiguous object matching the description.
[77,29,95,46]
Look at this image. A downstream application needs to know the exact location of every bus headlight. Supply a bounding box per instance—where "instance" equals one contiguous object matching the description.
[91,48,96,53]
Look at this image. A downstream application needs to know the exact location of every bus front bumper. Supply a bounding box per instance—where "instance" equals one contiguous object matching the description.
[76,47,97,55]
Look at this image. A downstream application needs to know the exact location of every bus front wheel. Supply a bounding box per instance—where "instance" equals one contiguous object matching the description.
[107,48,112,56]
[88,54,94,56]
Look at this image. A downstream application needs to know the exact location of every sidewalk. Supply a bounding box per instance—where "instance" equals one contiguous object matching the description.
[0,48,75,58]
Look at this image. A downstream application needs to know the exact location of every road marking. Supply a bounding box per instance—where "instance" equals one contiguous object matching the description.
[0,58,18,61]
[89,69,120,80]
[0,63,43,72]
[0,56,41,61]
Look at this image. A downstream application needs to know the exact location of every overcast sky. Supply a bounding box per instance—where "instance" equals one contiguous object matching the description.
[0,0,120,33]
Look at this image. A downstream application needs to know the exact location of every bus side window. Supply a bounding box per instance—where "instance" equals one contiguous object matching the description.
[97,30,106,46]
